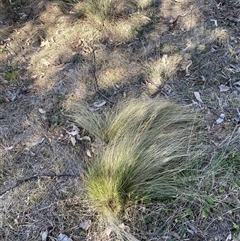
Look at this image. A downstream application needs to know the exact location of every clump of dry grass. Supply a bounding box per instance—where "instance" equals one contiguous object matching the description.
[144,54,182,93]
[68,99,199,239]
[83,0,133,25]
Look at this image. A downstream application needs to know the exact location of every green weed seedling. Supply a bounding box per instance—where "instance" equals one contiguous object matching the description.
[5,68,20,82]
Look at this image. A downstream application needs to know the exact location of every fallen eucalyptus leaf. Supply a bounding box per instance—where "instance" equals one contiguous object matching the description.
[94,100,106,108]
[32,137,45,146]
[216,113,225,124]
[70,136,76,146]
[225,233,232,241]
[79,220,92,231]
[3,145,14,151]
[77,136,91,142]
[194,91,203,103]
[66,124,79,136]
[58,233,73,241]
[66,129,79,136]
[40,231,48,241]
[187,223,198,235]
[86,149,92,157]
[201,75,206,82]
[71,123,79,132]
[219,84,230,92]
[39,108,46,114]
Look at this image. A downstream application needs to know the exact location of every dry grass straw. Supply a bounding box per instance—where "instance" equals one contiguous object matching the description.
[68,99,199,239]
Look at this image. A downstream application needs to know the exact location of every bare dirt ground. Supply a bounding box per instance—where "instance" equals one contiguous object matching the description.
[0,0,240,240]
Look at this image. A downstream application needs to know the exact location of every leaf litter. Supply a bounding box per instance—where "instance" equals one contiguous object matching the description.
[194,91,203,103]
[219,84,230,92]
[65,123,91,146]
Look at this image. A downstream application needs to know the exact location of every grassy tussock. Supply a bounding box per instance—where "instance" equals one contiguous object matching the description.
[69,99,198,237]
[83,0,132,25]
[144,54,182,89]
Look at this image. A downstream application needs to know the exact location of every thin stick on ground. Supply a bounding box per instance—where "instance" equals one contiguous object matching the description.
[0,173,79,197]
[92,49,116,104]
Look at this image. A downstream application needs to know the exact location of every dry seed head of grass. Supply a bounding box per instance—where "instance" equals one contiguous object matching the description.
[68,99,200,238]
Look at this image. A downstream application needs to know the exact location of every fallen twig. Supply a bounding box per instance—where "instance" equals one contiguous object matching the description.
[0,173,78,197]
[92,49,115,104]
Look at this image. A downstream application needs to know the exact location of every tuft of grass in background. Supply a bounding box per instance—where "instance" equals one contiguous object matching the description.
[5,66,20,82]
[69,99,201,239]
[144,54,182,94]
[83,0,133,25]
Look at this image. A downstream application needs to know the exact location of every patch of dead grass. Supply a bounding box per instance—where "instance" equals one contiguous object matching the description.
[95,49,142,88]
[144,54,182,93]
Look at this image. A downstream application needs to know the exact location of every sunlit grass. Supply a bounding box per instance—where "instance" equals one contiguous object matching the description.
[144,54,182,93]
[83,0,133,25]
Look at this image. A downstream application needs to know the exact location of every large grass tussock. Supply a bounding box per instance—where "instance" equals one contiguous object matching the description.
[69,99,198,238]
